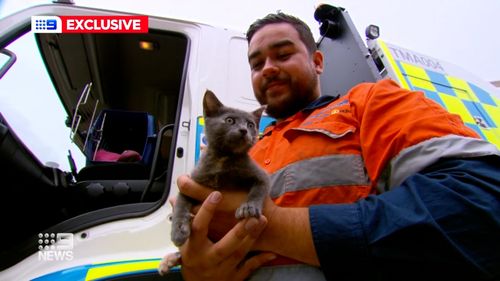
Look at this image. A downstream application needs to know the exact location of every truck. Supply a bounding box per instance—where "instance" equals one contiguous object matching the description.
[0,2,498,280]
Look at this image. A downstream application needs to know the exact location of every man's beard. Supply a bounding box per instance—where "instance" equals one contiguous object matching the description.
[265,93,310,119]
[263,74,318,120]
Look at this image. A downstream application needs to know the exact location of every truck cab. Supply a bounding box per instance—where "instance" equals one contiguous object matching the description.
[0,3,260,280]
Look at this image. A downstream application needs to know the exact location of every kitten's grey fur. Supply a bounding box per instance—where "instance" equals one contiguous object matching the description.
[170,90,269,247]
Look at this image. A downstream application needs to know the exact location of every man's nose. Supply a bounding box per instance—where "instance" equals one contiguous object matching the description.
[262,59,279,78]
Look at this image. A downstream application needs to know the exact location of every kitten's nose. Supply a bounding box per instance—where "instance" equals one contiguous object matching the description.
[239,128,247,135]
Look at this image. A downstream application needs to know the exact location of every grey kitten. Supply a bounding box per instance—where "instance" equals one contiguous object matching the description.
[171,89,269,247]
[158,90,268,275]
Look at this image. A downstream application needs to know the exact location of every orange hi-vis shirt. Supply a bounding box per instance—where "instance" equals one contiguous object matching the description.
[251,79,480,207]
[250,79,482,266]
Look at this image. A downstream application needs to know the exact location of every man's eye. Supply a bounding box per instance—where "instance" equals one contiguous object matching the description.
[225,117,235,124]
[251,61,263,70]
[278,53,291,60]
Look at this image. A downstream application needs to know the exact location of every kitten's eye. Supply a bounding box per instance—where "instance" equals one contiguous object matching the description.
[225,117,235,124]
[247,122,255,129]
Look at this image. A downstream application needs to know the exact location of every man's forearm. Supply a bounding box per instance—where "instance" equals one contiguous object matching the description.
[255,206,320,266]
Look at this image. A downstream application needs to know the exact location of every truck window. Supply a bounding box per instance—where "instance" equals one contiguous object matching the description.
[0,31,86,172]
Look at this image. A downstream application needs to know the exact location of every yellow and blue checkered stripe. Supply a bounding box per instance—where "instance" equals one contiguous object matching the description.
[31,258,179,281]
[387,58,500,149]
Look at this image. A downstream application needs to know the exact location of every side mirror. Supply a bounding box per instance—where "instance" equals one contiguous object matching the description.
[0,49,17,79]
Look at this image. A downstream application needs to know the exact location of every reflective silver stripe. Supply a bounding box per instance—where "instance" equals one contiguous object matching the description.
[269,154,370,198]
[389,135,500,188]
[291,127,355,139]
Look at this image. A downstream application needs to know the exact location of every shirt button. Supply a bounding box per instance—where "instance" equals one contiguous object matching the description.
[264,159,271,165]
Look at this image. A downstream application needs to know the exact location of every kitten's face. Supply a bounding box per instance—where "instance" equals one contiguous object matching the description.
[203,90,264,155]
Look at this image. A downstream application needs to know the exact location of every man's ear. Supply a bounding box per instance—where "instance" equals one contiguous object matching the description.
[312,50,324,74]
[203,90,224,117]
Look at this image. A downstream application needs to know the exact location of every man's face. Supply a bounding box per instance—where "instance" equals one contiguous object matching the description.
[248,23,323,120]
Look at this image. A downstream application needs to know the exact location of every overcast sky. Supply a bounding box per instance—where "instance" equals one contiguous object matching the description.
[3,0,499,82]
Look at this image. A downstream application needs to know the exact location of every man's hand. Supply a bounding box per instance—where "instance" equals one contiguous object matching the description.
[177,175,278,242]
[179,190,276,281]
[177,175,320,267]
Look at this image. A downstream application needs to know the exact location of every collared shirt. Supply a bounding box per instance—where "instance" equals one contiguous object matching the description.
[251,79,500,280]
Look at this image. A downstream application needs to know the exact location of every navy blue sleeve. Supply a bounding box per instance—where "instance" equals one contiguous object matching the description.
[310,155,500,281]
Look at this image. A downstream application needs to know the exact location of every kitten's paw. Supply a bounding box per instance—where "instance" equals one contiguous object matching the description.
[158,251,181,276]
[235,202,261,219]
[171,220,191,247]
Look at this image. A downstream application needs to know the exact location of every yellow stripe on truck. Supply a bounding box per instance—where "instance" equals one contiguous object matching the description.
[85,260,160,280]
[378,40,410,89]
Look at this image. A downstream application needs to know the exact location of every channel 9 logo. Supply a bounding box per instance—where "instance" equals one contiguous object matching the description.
[38,233,74,261]
[31,16,62,33]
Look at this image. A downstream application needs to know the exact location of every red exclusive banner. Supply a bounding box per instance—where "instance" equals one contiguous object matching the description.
[60,16,148,33]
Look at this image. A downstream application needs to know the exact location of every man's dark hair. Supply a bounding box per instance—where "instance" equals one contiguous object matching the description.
[246,12,317,54]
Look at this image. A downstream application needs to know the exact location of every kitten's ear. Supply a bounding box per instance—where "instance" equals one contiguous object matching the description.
[203,90,224,117]
[252,105,266,127]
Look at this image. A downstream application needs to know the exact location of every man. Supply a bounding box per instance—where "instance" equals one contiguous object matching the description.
[175,13,500,281]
